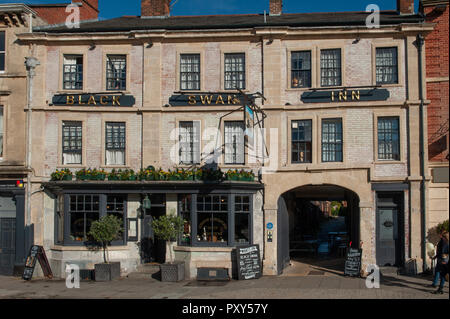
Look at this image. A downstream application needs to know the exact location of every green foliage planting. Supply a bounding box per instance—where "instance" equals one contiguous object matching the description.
[437,220,449,234]
[151,215,184,263]
[89,215,123,263]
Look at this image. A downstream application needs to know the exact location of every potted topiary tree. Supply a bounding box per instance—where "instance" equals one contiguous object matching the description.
[151,214,185,282]
[89,215,123,281]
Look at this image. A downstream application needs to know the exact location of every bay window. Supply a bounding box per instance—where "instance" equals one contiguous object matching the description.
[59,194,127,246]
[178,193,252,247]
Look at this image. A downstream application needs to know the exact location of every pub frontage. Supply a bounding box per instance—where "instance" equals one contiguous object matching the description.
[13,0,440,279]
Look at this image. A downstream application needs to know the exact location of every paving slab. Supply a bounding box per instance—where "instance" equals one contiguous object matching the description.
[0,274,448,299]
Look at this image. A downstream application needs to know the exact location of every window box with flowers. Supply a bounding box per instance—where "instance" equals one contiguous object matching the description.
[76,168,107,181]
[51,169,73,181]
[225,169,255,182]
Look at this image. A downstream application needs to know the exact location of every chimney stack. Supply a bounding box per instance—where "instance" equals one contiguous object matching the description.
[141,0,171,18]
[397,0,415,15]
[269,0,282,16]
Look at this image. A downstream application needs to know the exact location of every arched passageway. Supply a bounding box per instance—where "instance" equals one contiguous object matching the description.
[277,184,360,275]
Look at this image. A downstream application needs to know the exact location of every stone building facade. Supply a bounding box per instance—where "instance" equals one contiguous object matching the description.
[14,0,435,279]
[0,2,97,276]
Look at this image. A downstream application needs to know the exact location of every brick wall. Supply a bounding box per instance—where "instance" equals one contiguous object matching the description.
[141,0,170,17]
[32,0,99,25]
[424,4,449,162]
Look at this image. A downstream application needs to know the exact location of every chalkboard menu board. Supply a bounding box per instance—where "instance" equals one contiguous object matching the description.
[22,245,53,281]
[236,245,262,280]
[344,248,362,277]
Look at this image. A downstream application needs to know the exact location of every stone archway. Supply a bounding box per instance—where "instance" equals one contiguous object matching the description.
[276,184,361,276]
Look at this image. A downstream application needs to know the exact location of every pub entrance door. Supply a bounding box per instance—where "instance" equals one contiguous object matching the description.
[140,194,166,264]
[376,192,404,267]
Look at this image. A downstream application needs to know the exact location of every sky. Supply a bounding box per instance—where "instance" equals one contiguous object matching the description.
[1,0,420,20]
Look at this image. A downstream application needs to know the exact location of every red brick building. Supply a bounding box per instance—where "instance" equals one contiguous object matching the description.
[420,0,449,237]
[30,0,99,25]
[422,0,449,162]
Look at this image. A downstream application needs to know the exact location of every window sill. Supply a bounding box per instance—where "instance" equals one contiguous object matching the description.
[374,160,405,165]
[375,83,402,88]
[221,164,249,168]
[285,87,312,92]
[57,165,85,169]
[57,90,85,94]
[51,245,130,251]
[100,165,129,169]
[174,246,234,252]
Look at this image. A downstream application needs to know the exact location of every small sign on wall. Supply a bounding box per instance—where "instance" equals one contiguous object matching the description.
[127,218,138,241]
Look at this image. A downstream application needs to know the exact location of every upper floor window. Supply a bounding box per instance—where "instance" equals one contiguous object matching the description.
[179,121,200,165]
[224,53,245,90]
[378,117,400,161]
[0,31,5,71]
[376,47,398,85]
[320,49,341,87]
[292,120,312,163]
[322,118,343,162]
[62,121,82,165]
[180,54,200,90]
[63,55,83,90]
[291,51,311,88]
[224,121,245,165]
[105,122,126,166]
[106,55,126,90]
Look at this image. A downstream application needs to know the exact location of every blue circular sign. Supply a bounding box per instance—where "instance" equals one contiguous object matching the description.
[267,223,273,230]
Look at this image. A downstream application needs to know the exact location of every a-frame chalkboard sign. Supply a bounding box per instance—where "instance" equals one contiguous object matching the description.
[22,245,53,281]
[236,245,262,280]
[344,248,362,277]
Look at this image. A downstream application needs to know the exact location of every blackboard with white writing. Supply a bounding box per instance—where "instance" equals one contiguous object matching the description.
[22,245,53,281]
[344,248,362,277]
[236,245,262,280]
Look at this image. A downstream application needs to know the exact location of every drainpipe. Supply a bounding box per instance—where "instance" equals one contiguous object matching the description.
[415,34,427,272]
[24,57,40,238]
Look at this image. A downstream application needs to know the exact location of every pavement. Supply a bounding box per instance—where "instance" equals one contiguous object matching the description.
[0,268,448,299]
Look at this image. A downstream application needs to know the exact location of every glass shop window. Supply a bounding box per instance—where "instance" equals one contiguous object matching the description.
[196,195,228,244]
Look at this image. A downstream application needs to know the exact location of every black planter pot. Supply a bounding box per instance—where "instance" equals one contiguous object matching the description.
[160,262,185,282]
[94,262,121,281]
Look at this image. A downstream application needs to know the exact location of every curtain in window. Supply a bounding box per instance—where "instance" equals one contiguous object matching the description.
[106,150,125,166]
[225,121,245,164]
[179,121,200,164]
[105,123,125,165]
[63,153,82,165]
